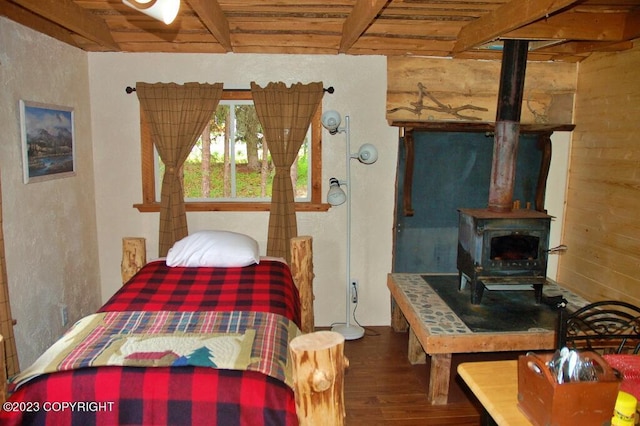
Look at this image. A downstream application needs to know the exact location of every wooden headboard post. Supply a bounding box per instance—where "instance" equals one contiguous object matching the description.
[290,236,315,333]
[121,237,147,284]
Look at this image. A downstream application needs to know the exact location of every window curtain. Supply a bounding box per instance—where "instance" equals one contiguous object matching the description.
[136,82,224,256]
[250,81,324,262]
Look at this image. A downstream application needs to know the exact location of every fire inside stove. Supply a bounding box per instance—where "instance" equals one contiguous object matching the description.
[457,208,552,305]
[490,234,539,261]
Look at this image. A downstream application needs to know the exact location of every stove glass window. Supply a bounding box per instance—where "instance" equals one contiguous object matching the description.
[490,234,539,260]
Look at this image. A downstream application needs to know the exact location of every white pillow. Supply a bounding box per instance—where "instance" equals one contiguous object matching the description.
[166,230,260,268]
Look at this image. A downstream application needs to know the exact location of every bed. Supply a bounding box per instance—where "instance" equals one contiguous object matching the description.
[0,232,336,426]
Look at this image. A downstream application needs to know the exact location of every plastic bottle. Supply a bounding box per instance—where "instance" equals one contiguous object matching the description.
[611,391,638,426]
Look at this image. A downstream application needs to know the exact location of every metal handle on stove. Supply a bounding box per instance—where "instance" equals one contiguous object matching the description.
[547,244,567,254]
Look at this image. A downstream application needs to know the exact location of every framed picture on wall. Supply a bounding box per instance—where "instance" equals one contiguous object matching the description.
[19,100,76,184]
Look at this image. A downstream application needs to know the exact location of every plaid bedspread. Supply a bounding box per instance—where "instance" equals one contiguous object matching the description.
[11,310,299,391]
[1,260,301,426]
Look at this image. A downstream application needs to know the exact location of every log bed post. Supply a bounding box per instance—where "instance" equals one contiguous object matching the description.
[289,331,347,425]
[121,237,146,284]
[290,236,315,333]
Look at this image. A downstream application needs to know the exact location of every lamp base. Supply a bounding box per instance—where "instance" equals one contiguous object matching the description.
[331,323,365,340]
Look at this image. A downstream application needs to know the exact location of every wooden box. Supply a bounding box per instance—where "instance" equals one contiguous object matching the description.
[517,352,620,426]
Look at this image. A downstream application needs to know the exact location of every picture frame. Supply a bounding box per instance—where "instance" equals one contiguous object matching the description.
[20,100,76,184]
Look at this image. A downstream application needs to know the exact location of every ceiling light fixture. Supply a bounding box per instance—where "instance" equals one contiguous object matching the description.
[122,0,180,25]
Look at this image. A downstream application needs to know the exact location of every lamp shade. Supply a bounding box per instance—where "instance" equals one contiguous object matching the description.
[321,110,342,134]
[356,143,378,164]
[122,0,180,25]
[327,178,346,206]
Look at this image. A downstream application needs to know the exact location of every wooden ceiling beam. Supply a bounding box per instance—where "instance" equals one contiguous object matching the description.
[623,7,640,40]
[8,0,118,50]
[503,12,627,42]
[186,0,232,52]
[537,40,633,55]
[568,40,634,54]
[339,0,388,53]
[0,0,79,47]
[453,0,580,54]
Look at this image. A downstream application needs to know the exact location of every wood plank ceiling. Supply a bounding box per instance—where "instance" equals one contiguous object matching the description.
[1,0,640,62]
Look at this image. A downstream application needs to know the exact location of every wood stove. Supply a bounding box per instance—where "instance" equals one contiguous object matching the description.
[457,208,552,304]
[454,40,556,305]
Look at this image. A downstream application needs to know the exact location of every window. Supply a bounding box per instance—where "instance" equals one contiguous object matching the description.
[135,90,328,212]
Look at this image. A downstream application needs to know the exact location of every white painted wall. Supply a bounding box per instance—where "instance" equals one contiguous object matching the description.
[546,131,571,279]
[87,52,398,328]
[0,18,101,366]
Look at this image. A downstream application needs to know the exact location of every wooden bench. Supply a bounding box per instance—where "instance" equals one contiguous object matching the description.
[387,273,588,405]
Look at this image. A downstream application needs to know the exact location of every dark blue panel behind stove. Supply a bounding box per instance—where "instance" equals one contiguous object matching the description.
[393,131,543,273]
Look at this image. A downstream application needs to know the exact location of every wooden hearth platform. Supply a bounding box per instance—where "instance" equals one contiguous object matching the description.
[387,273,589,405]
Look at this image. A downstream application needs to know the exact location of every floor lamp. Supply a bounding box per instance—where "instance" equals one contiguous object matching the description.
[322,110,378,340]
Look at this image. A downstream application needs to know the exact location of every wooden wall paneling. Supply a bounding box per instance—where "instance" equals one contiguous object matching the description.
[0,173,19,377]
[386,56,577,124]
[556,266,637,307]
[557,41,640,305]
[560,221,639,284]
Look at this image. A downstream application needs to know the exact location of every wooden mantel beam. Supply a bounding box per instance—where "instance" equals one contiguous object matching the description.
[339,0,388,53]
[453,0,580,54]
[9,0,118,50]
[187,0,233,52]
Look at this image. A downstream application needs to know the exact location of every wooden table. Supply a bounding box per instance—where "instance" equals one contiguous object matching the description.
[387,273,588,405]
[457,360,532,426]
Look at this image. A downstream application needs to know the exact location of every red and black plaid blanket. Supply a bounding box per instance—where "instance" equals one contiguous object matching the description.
[1,260,301,426]
[101,260,301,327]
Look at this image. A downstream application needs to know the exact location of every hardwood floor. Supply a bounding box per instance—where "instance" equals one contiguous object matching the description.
[342,326,523,425]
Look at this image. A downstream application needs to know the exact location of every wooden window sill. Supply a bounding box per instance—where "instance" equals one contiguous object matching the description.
[134,202,331,212]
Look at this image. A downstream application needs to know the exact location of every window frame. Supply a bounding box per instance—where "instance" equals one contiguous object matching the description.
[134,90,328,212]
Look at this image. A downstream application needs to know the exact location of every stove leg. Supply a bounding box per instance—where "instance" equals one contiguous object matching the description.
[470,280,485,305]
[533,283,543,304]
[458,272,468,291]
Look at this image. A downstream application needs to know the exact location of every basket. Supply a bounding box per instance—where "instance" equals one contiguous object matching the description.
[517,351,621,426]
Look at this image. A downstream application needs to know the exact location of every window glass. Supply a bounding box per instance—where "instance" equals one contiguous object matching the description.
[156,101,311,202]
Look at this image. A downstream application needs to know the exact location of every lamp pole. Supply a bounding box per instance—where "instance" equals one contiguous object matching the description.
[331,115,365,340]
